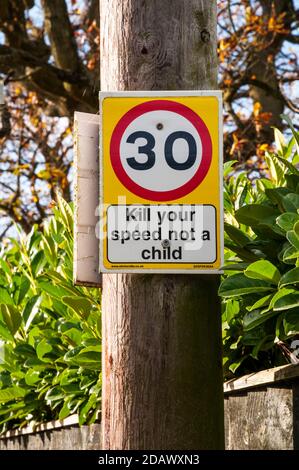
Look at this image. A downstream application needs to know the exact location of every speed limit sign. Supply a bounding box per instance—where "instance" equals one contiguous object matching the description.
[100,91,223,273]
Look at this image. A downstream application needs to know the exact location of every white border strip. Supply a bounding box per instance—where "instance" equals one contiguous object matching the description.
[0,415,80,438]
[224,363,299,394]
[74,112,101,286]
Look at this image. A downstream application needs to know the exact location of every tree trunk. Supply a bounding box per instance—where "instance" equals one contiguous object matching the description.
[249,0,295,138]
[100,0,224,450]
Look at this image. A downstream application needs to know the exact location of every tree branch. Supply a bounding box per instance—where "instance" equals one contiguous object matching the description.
[0,221,12,241]
[286,34,299,44]
[41,0,82,73]
[85,0,100,29]
[0,44,88,85]
[0,104,10,138]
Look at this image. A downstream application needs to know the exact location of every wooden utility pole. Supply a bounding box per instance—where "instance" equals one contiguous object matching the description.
[100,0,224,450]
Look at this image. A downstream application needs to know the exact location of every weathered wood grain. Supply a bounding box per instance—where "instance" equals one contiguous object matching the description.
[225,386,294,450]
[1,375,299,450]
[100,0,224,451]
[224,364,299,394]
[292,382,299,450]
[0,424,101,450]
[100,0,218,92]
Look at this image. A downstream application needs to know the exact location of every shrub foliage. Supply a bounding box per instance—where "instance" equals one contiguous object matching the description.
[0,122,299,429]
[220,119,299,379]
[0,196,101,432]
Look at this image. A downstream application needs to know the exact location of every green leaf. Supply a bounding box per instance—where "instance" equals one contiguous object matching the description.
[281,114,299,154]
[31,251,46,276]
[219,274,274,298]
[60,383,82,395]
[0,304,22,335]
[230,336,242,350]
[279,268,299,288]
[274,127,286,154]
[78,345,101,355]
[282,193,299,213]
[0,386,26,403]
[224,242,261,262]
[245,260,281,285]
[283,308,299,336]
[62,328,82,346]
[229,356,249,374]
[79,393,97,425]
[45,271,82,296]
[25,369,40,386]
[273,291,299,311]
[243,309,278,331]
[0,320,14,341]
[38,281,72,300]
[265,153,285,186]
[23,295,40,330]
[223,160,238,177]
[251,335,273,359]
[256,178,274,192]
[265,187,289,208]
[62,296,93,318]
[224,223,252,247]
[64,345,101,369]
[0,258,12,278]
[41,235,56,266]
[16,277,31,305]
[65,346,101,364]
[239,184,249,207]
[36,339,53,362]
[235,204,278,227]
[269,288,294,310]
[63,346,84,362]
[276,213,299,232]
[255,215,285,238]
[246,293,273,312]
[285,174,299,192]
[287,230,299,250]
[54,194,73,235]
[45,386,65,402]
[271,154,299,176]
[0,287,14,306]
[289,137,299,161]
[222,263,250,271]
[72,352,100,364]
[282,244,299,262]
[224,299,240,322]
[246,239,280,259]
[58,400,72,420]
[14,343,36,358]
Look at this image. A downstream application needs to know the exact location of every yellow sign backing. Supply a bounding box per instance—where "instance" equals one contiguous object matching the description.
[100,91,223,273]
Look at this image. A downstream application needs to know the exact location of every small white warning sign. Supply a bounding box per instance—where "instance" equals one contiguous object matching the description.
[106,205,217,266]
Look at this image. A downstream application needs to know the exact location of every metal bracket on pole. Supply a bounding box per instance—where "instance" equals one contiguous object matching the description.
[73,111,102,287]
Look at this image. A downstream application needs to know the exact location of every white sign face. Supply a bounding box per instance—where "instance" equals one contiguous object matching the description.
[100,91,223,273]
[106,205,216,264]
[119,110,203,193]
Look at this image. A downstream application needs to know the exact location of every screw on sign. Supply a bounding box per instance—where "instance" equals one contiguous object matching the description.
[100,91,223,273]
[110,100,212,201]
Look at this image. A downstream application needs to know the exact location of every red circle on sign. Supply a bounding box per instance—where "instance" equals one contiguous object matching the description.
[110,100,212,201]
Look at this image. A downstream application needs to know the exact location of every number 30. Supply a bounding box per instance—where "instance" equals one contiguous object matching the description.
[126,131,197,171]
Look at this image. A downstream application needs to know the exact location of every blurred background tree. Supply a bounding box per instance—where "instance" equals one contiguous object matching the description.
[0,0,99,236]
[0,0,298,237]
[219,0,299,168]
